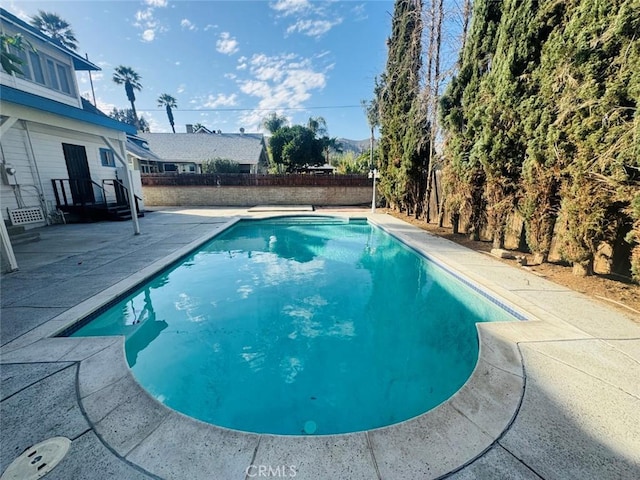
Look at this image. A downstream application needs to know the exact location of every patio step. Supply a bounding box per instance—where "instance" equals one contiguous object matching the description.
[105,204,144,221]
[3,223,40,246]
[58,203,144,223]
[8,230,41,245]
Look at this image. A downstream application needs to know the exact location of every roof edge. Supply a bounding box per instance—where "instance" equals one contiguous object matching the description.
[0,7,99,71]
[1,84,136,134]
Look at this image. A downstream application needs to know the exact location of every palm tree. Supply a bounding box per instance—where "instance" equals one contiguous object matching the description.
[262,112,288,134]
[30,11,77,50]
[321,136,343,164]
[157,94,177,133]
[307,116,327,137]
[113,66,142,130]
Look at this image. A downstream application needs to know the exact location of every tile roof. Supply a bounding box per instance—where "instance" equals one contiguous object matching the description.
[138,132,267,165]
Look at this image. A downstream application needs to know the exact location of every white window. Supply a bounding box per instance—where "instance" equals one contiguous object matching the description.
[100,148,115,167]
[56,62,72,94]
[45,59,59,90]
[10,46,74,96]
[12,47,31,80]
[28,51,45,84]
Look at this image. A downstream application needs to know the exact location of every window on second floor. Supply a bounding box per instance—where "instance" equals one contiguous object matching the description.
[10,46,74,96]
[100,148,115,167]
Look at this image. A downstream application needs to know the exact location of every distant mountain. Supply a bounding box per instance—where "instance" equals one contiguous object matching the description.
[336,138,375,154]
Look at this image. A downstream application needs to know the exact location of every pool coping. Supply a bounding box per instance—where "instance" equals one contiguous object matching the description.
[2,211,598,479]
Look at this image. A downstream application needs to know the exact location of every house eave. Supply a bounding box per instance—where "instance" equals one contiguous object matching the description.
[1,85,136,134]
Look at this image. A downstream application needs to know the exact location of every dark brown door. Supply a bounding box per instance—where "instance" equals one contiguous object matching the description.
[62,143,95,204]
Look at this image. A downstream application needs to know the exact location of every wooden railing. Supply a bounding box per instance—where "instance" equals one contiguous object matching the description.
[52,178,141,212]
[51,178,102,206]
[141,173,372,187]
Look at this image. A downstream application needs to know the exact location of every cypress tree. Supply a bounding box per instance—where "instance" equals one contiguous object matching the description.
[440,0,639,279]
[440,0,503,240]
[378,0,427,214]
[551,0,639,275]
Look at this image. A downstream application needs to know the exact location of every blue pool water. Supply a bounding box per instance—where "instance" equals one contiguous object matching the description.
[71,217,520,435]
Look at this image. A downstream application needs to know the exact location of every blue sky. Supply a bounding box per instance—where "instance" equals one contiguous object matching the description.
[9,0,395,140]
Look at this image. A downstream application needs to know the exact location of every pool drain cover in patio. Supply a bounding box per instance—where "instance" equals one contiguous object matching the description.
[1,437,71,480]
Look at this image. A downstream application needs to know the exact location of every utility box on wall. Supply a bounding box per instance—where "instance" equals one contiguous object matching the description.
[1,164,18,185]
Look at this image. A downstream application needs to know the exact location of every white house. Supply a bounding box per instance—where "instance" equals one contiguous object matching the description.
[0,7,139,233]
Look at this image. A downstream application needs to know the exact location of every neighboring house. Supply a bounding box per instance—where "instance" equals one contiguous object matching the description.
[126,134,163,173]
[296,164,337,174]
[0,7,139,230]
[138,131,270,174]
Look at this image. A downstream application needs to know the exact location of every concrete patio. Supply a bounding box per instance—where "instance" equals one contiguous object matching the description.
[1,207,639,480]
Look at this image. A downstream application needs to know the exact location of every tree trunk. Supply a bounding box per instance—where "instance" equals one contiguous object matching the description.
[452,213,460,234]
[129,100,139,130]
[459,0,471,65]
[572,259,594,277]
[424,0,444,223]
[492,232,504,249]
[532,252,548,265]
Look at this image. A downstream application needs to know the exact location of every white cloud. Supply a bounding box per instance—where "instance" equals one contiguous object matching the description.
[270,0,311,16]
[271,0,343,38]
[352,3,368,21]
[79,71,104,86]
[142,29,155,42]
[286,18,342,37]
[8,1,30,22]
[135,8,154,24]
[92,97,117,115]
[236,52,328,131]
[139,111,168,133]
[216,32,239,55]
[236,56,248,70]
[177,84,186,94]
[180,18,196,31]
[133,3,168,43]
[203,93,238,108]
[239,80,271,98]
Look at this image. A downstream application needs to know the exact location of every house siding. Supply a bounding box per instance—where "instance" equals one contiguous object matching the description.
[0,128,40,216]
[1,116,128,226]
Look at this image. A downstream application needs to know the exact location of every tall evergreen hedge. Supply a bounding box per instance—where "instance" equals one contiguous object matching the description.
[439,0,639,278]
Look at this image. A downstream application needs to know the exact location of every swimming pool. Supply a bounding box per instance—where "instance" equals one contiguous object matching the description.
[70,216,522,435]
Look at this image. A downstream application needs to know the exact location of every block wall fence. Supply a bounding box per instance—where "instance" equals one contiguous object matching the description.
[141,185,374,207]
